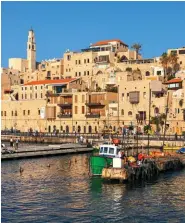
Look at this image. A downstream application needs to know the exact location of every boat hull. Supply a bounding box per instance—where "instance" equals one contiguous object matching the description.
[90,156,113,176]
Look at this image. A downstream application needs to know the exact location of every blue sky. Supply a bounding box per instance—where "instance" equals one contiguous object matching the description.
[1,1,185,67]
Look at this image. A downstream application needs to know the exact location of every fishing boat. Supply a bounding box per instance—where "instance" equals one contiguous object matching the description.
[90,144,121,176]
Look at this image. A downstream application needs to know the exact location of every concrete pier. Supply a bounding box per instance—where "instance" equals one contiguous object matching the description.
[1,143,92,160]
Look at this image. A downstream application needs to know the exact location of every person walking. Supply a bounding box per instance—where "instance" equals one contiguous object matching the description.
[15,138,19,150]
[10,137,13,147]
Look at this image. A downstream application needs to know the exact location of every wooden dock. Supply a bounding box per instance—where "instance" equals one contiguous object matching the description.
[102,155,185,182]
[1,143,93,160]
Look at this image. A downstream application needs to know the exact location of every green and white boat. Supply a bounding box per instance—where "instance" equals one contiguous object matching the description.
[90,144,121,176]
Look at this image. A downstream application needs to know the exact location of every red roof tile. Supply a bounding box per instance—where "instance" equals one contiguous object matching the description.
[91,39,128,47]
[24,78,77,86]
[165,78,182,84]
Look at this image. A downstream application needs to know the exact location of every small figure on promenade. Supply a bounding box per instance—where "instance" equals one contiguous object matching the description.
[80,135,83,144]
[175,132,178,140]
[15,137,19,150]
[10,137,13,147]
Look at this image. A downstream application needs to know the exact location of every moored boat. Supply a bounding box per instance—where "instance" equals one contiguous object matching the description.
[90,144,121,176]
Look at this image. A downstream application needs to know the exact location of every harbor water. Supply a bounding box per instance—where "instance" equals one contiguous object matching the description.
[2,153,185,222]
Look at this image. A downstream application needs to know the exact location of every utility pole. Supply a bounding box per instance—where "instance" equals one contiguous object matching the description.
[147,82,151,155]
[163,91,169,147]
[117,85,120,130]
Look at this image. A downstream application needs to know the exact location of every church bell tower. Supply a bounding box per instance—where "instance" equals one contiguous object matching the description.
[27,28,36,72]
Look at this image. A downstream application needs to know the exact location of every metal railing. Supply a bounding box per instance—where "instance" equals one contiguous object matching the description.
[1,131,185,141]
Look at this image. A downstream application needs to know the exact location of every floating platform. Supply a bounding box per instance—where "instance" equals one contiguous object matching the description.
[1,143,92,160]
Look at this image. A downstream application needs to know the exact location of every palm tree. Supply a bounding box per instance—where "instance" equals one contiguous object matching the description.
[169,51,179,75]
[131,43,142,59]
[160,52,169,81]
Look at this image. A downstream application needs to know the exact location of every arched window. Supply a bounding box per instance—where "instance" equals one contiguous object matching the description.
[128,111,132,116]
[88,125,92,133]
[48,125,51,133]
[120,55,128,62]
[60,126,63,132]
[78,125,81,133]
[95,126,97,133]
[84,126,86,133]
[121,109,124,115]
[96,70,103,75]
[66,125,69,133]
[154,107,159,115]
[145,71,150,76]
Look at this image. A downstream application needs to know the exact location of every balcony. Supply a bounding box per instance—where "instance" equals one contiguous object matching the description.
[120,59,155,64]
[85,113,100,118]
[57,113,72,118]
[86,101,105,106]
[57,102,72,108]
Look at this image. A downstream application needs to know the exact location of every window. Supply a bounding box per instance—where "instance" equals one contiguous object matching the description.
[79,60,81,64]
[75,72,77,76]
[122,93,124,101]
[145,71,150,76]
[84,59,86,63]
[100,147,103,154]
[23,110,25,115]
[75,106,78,114]
[157,71,161,76]
[30,86,32,90]
[87,59,90,63]
[67,55,71,61]
[15,111,17,116]
[128,111,132,116]
[35,93,37,99]
[127,93,129,100]
[35,86,37,90]
[66,69,68,72]
[121,109,124,115]
[143,92,146,98]
[75,95,78,103]
[41,93,43,98]
[28,110,30,115]
[12,111,13,116]
[104,147,108,153]
[69,68,71,72]
[1,111,3,116]
[4,111,6,116]
[30,94,32,99]
[179,50,185,54]
[41,86,43,89]
[109,147,115,155]
[87,71,89,75]
[38,109,40,115]
[25,94,27,99]
[82,95,85,103]
[84,71,86,76]
[25,87,27,90]
[82,106,85,114]
[75,60,77,64]
[79,72,81,76]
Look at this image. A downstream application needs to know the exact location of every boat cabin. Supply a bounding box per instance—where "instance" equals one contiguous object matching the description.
[99,144,120,157]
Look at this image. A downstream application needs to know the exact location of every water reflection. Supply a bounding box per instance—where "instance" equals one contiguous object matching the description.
[2,154,185,223]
